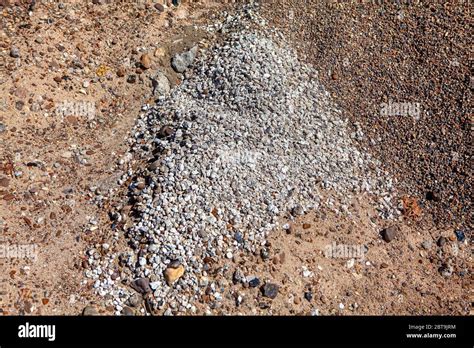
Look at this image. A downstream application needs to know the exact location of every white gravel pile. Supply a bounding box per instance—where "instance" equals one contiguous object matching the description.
[87,6,397,314]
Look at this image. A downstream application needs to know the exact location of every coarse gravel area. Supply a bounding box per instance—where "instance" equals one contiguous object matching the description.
[261,0,472,231]
[86,5,400,314]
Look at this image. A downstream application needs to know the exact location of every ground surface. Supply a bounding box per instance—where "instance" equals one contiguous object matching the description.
[0,1,470,316]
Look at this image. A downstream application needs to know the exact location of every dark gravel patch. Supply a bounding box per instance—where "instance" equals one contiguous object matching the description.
[261,1,472,230]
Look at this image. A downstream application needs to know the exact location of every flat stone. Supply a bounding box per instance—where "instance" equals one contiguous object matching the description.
[164,264,185,285]
[381,226,398,242]
[171,46,198,73]
[122,306,135,316]
[82,306,98,316]
[131,277,151,294]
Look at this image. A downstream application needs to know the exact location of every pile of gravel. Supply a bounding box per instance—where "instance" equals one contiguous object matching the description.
[87,6,398,314]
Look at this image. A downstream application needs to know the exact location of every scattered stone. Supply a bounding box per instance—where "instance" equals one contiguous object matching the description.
[127,75,137,84]
[171,46,198,73]
[261,283,279,299]
[437,236,447,247]
[233,268,244,284]
[140,53,152,69]
[154,3,165,12]
[234,232,243,243]
[117,67,126,77]
[15,101,24,111]
[158,125,174,138]
[302,223,311,229]
[127,293,143,308]
[304,291,313,302]
[122,306,135,316]
[248,277,260,288]
[291,205,304,217]
[421,240,432,250]
[151,72,170,96]
[82,306,98,316]
[148,160,161,171]
[454,230,465,242]
[381,226,398,242]
[164,264,185,285]
[438,264,453,277]
[0,124,5,133]
[10,47,20,58]
[131,277,151,294]
[0,177,10,187]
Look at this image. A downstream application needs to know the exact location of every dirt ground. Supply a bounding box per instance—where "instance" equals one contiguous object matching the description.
[0,1,470,315]
[0,0,221,315]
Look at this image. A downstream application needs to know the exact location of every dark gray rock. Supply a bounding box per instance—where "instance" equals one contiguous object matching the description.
[381,226,398,242]
[261,283,279,299]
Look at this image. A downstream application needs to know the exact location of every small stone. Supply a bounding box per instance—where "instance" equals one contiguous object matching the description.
[291,205,304,216]
[304,291,313,302]
[438,264,453,277]
[131,277,151,294]
[15,101,25,111]
[421,240,432,250]
[0,177,10,187]
[437,236,447,247]
[82,306,98,316]
[260,247,269,260]
[122,306,135,316]
[140,53,152,69]
[151,72,170,96]
[158,125,174,138]
[232,268,244,284]
[302,223,311,229]
[0,124,5,133]
[248,277,260,288]
[164,264,185,285]
[454,230,465,242]
[261,283,279,299]
[154,3,165,12]
[148,160,161,171]
[234,231,243,243]
[171,46,198,73]
[127,75,137,84]
[117,67,126,77]
[10,47,20,58]
[381,226,398,242]
[154,47,166,58]
[127,293,143,308]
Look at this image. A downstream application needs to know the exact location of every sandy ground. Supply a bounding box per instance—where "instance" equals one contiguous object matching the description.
[0,1,470,315]
[0,0,221,315]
